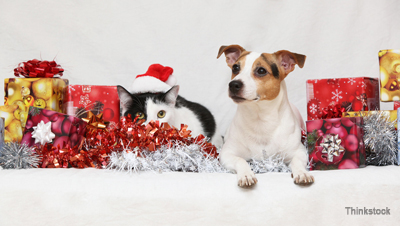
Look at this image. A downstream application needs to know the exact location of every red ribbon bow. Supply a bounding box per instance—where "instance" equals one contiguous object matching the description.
[321,104,345,119]
[14,59,64,78]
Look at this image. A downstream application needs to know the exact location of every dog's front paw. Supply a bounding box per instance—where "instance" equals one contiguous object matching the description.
[237,170,258,187]
[291,171,314,185]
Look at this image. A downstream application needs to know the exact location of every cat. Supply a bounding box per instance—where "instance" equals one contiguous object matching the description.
[117,85,223,147]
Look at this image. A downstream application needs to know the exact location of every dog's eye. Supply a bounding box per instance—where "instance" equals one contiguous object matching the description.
[232,64,240,74]
[256,67,268,76]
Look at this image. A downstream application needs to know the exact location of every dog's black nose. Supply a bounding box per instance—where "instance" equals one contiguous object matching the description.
[229,80,243,94]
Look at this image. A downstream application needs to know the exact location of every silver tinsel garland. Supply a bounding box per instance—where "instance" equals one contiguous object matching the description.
[362,111,398,166]
[0,142,40,169]
[107,140,291,173]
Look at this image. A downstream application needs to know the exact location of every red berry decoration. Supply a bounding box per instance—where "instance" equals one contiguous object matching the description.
[51,115,65,135]
[62,117,73,135]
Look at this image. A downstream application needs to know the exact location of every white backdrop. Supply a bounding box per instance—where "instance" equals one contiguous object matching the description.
[1,0,399,135]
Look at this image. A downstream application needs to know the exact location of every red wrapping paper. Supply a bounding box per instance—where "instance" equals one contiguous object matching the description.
[63,85,120,125]
[306,117,366,170]
[21,107,87,149]
[306,77,379,120]
[394,101,400,110]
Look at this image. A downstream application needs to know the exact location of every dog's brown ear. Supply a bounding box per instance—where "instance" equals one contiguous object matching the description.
[274,50,306,75]
[217,45,246,67]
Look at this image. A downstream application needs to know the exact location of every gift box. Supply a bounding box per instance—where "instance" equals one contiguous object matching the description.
[379,49,400,101]
[306,77,379,120]
[21,107,87,149]
[63,85,120,125]
[394,101,400,110]
[343,110,397,128]
[0,117,4,156]
[0,105,23,143]
[4,78,69,114]
[306,117,366,170]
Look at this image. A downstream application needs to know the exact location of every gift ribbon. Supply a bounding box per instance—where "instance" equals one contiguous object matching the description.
[319,134,345,162]
[82,112,109,132]
[14,59,64,78]
[321,104,345,119]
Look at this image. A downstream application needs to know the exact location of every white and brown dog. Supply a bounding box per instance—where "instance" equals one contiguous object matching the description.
[217,44,314,187]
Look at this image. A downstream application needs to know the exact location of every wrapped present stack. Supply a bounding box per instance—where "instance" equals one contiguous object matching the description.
[306,49,400,170]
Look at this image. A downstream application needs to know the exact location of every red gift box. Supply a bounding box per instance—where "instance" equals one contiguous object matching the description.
[63,85,120,125]
[306,77,379,120]
[394,101,400,110]
[21,107,87,149]
[306,117,366,170]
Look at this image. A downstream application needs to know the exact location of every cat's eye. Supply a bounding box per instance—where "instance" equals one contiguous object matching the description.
[157,110,166,118]
[136,112,145,119]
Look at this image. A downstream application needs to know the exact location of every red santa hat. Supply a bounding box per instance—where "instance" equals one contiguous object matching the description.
[130,64,177,94]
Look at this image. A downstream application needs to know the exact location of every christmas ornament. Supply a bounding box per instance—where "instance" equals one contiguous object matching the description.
[31,120,56,145]
[14,59,64,78]
[362,111,398,166]
[0,142,40,169]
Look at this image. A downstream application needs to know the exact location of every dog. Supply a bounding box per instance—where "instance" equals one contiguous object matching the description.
[217,44,314,187]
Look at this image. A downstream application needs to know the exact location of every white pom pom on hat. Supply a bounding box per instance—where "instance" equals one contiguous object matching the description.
[130,64,177,94]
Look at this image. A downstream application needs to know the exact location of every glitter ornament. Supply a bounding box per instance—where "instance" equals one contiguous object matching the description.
[362,111,398,166]
[31,120,56,145]
[0,142,40,169]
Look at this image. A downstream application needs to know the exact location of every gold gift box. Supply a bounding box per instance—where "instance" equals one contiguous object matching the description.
[343,110,397,128]
[0,105,23,142]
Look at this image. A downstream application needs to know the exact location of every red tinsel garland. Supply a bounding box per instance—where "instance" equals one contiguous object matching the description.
[14,59,64,78]
[34,115,218,168]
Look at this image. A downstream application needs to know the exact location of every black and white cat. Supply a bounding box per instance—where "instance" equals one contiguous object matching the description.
[117,85,223,147]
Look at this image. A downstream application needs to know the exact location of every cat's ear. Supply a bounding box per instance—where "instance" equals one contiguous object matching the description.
[117,85,132,113]
[163,85,179,106]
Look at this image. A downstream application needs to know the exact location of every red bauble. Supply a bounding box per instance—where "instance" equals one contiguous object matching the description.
[326,126,348,140]
[53,136,71,148]
[31,114,50,125]
[344,134,359,152]
[338,159,358,169]
[62,117,73,135]
[352,99,363,111]
[50,113,59,122]
[25,120,33,130]
[307,120,323,133]
[324,122,332,130]
[341,117,355,127]
[42,109,57,117]
[103,108,114,121]
[51,116,65,135]
[21,131,34,146]
[349,125,360,136]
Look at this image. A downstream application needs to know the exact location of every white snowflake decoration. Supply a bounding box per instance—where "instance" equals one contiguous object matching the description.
[31,121,55,145]
[347,78,356,85]
[309,103,318,114]
[331,89,343,102]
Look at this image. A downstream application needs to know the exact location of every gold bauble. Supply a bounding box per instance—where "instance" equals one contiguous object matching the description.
[45,94,58,111]
[0,104,19,127]
[13,108,21,120]
[23,95,34,106]
[19,110,28,128]
[4,97,8,105]
[380,88,391,102]
[4,130,12,143]
[33,98,46,109]
[380,66,389,88]
[32,78,54,100]
[7,119,23,142]
[380,52,400,75]
[12,100,28,111]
